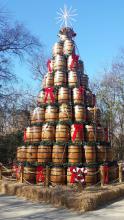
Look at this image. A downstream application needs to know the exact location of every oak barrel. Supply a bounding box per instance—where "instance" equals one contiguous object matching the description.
[85,167,98,185]
[17,146,27,162]
[53,42,63,56]
[42,124,55,141]
[68,145,83,164]
[45,105,58,122]
[32,126,42,142]
[85,125,96,142]
[59,104,72,121]
[74,105,86,122]
[26,145,38,163]
[68,71,78,87]
[73,87,85,105]
[56,124,70,142]
[54,71,67,86]
[97,145,107,162]
[52,145,67,164]
[37,145,52,163]
[25,127,32,142]
[54,55,66,71]
[84,145,96,163]
[63,39,75,55]
[50,167,66,185]
[30,107,45,124]
[58,87,71,104]
[24,166,36,184]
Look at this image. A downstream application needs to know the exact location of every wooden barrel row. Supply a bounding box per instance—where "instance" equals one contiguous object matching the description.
[42,72,88,88]
[30,106,101,125]
[17,145,113,164]
[52,40,75,57]
[25,124,109,143]
[17,165,118,185]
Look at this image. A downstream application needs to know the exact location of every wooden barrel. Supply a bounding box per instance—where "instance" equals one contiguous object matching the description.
[78,60,84,73]
[87,107,101,124]
[42,124,55,141]
[25,127,32,142]
[73,87,85,105]
[80,74,89,89]
[85,125,96,142]
[58,87,71,104]
[37,90,45,105]
[50,167,66,185]
[68,145,83,164]
[85,90,93,106]
[24,166,36,184]
[67,55,78,71]
[74,105,86,122]
[30,107,45,124]
[17,146,27,162]
[32,126,42,142]
[52,145,67,164]
[106,148,113,161]
[45,105,58,122]
[54,55,66,71]
[96,126,105,142]
[59,104,72,121]
[56,124,70,142]
[68,71,78,87]
[45,72,54,88]
[84,145,96,163]
[59,33,69,41]
[97,145,107,162]
[71,124,84,143]
[63,39,75,55]
[85,167,98,185]
[54,71,67,86]
[26,145,38,163]
[53,42,63,56]
[37,145,52,163]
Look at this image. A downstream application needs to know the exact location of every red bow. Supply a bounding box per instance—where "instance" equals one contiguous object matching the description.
[47,59,53,73]
[44,87,55,103]
[72,124,84,142]
[103,165,109,184]
[70,166,77,183]
[70,54,79,70]
[23,128,27,142]
[70,167,87,184]
[104,128,109,142]
[36,166,45,183]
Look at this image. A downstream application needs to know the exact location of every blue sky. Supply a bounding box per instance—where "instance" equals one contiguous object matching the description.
[2,0,124,89]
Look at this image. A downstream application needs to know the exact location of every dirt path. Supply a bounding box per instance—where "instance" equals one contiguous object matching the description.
[0,194,124,220]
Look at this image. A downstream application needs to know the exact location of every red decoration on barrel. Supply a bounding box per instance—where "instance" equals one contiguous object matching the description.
[70,166,87,184]
[47,59,53,73]
[72,124,84,142]
[70,53,79,70]
[78,86,85,98]
[36,166,45,183]
[44,87,55,103]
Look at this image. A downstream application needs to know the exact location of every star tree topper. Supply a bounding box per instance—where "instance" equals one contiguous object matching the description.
[56,5,78,27]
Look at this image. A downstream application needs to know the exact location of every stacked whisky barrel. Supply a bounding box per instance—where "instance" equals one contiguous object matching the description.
[17,27,117,185]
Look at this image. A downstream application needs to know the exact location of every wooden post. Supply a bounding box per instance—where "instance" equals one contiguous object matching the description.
[20,166,24,183]
[100,165,104,187]
[0,164,2,180]
[45,166,50,187]
[119,163,123,183]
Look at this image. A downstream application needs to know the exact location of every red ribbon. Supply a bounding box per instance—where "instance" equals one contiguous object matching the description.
[70,53,79,70]
[47,59,53,73]
[78,86,85,98]
[72,124,84,142]
[70,166,78,183]
[36,166,45,183]
[70,167,87,184]
[23,128,27,142]
[104,128,109,142]
[44,87,55,103]
[103,165,109,184]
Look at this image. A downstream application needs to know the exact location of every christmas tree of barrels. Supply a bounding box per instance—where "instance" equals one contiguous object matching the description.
[17,27,117,186]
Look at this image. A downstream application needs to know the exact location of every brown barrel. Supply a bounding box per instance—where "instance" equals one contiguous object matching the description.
[85,167,98,185]
[42,124,55,141]
[59,104,72,121]
[45,105,58,122]
[26,145,38,163]
[25,127,32,142]
[67,55,78,71]
[74,105,86,122]
[30,107,45,124]
[56,124,70,142]
[80,74,89,89]
[52,42,63,56]
[87,107,101,124]
[106,148,113,161]
[63,39,75,55]
[32,126,42,142]
[97,145,107,162]
[96,126,105,142]
[37,145,52,163]
[84,145,96,163]
[85,90,93,106]
[71,124,84,143]
[73,87,85,105]
[59,33,69,41]
[68,71,78,87]
[54,71,67,86]
[17,146,27,162]
[50,167,66,185]
[24,166,36,184]
[68,145,83,164]
[54,55,66,71]
[78,60,84,73]
[58,87,71,104]
[85,125,96,142]
[52,145,67,164]
[45,72,54,87]
[37,90,45,105]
